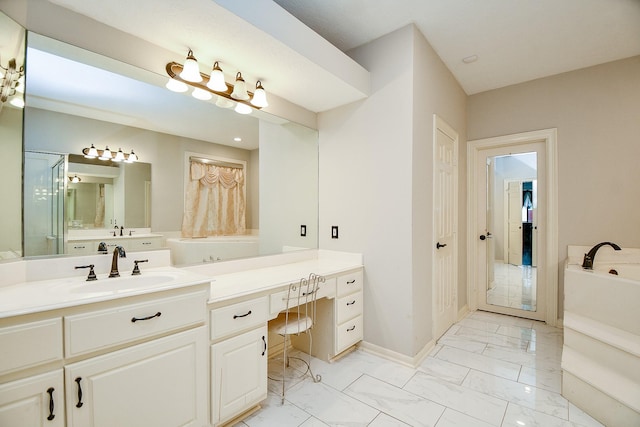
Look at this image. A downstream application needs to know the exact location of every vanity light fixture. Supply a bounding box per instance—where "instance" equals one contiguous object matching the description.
[179,49,202,82]
[230,72,249,101]
[0,57,25,112]
[206,62,227,92]
[250,81,268,108]
[165,50,269,114]
[82,145,138,163]
[69,175,81,183]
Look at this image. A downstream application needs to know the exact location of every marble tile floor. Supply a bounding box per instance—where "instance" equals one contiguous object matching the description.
[487,263,537,312]
[232,311,604,427]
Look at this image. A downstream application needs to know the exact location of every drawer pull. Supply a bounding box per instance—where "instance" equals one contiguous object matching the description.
[346,300,356,306]
[261,335,267,356]
[347,279,356,284]
[131,312,162,322]
[347,325,356,332]
[233,310,252,319]
[47,387,55,420]
[75,377,84,408]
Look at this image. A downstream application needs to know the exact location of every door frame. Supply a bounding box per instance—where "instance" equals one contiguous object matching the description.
[467,128,558,326]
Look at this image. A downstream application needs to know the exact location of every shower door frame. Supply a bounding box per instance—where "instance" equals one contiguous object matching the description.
[467,128,558,326]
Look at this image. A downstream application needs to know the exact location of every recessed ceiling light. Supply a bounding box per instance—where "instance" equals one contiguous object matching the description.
[234,137,242,142]
[462,55,478,64]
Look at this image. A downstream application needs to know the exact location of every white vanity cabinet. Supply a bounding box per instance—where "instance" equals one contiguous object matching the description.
[0,282,209,427]
[209,296,269,426]
[65,327,207,427]
[66,234,162,255]
[292,269,364,361]
[0,370,65,427]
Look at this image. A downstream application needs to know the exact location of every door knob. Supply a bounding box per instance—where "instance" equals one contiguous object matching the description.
[479,232,492,240]
[436,242,447,249]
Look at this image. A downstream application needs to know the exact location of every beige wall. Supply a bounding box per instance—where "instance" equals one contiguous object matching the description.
[468,55,640,317]
[0,108,23,253]
[319,25,466,358]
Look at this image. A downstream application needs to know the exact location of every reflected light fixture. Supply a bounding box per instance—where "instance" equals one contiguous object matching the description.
[82,145,138,162]
[0,57,25,112]
[234,102,252,115]
[165,50,268,114]
[68,175,81,183]
[179,49,202,82]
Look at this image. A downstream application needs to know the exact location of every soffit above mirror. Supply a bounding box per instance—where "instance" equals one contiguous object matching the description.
[43,0,370,113]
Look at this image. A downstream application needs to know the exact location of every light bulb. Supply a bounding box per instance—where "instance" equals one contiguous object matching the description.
[207,62,227,92]
[230,72,249,100]
[215,97,235,109]
[250,81,268,108]
[9,96,24,108]
[179,49,202,83]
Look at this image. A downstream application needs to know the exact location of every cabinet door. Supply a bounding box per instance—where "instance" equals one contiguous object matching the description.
[211,326,267,425]
[0,370,65,427]
[65,327,207,427]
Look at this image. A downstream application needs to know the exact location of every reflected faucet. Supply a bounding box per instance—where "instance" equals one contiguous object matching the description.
[581,242,621,269]
[109,246,126,277]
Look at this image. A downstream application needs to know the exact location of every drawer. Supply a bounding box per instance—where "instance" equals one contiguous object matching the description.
[210,296,269,341]
[269,277,336,315]
[65,290,207,357]
[337,270,363,297]
[66,242,93,255]
[336,291,363,324]
[0,318,63,375]
[129,237,163,251]
[336,315,363,354]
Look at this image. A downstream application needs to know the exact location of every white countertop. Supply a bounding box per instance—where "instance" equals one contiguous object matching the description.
[185,256,363,303]
[0,267,211,319]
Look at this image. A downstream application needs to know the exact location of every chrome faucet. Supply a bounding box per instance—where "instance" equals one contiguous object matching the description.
[109,246,126,277]
[581,242,621,269]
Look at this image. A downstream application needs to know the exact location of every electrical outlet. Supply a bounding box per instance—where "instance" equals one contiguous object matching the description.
[331,226,339,239]
[300,225,307,237]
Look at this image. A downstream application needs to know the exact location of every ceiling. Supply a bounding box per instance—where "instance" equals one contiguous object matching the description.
[273,0,640,95]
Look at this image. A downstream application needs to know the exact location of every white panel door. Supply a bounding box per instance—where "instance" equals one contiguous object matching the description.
[433,115,458,340]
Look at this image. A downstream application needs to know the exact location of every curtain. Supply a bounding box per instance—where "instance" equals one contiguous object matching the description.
[181,161,246,238]
[94,183,105,228]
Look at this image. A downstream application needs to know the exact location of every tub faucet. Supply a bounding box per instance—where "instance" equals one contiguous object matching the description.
[581,242,621,269]
[109,246,126,278]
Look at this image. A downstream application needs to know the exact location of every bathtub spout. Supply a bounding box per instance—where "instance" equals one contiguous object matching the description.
[582,242,621,269]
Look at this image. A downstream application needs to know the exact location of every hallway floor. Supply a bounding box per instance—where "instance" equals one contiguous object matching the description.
[234,311,603,427]
[487,263,537,312]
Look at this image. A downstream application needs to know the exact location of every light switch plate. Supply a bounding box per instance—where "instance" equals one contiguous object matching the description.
[300,225,307,237]
[331,226,339,239]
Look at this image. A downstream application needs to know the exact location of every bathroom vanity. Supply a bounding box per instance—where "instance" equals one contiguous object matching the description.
[0,249,364,427]
[0,263,210,427]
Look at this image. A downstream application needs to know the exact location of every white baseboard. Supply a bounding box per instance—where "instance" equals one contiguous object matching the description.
[359,339,435,368]
[457,304,470,321]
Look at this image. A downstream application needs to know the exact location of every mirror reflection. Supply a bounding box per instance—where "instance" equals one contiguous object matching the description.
[0,11,25,260]
[19,31,318,262]
[485,152,538,312]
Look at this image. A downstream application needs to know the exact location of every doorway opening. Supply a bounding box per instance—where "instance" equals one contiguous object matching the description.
[467,129,558,325]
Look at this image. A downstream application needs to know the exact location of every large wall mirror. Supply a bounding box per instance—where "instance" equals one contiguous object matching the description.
[0,11,25,261]
[6,15,318,264]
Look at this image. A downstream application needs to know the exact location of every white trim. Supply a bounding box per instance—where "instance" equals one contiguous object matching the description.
[457,304,469,321]
[467,128,558,325]
[358,339,435,369]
